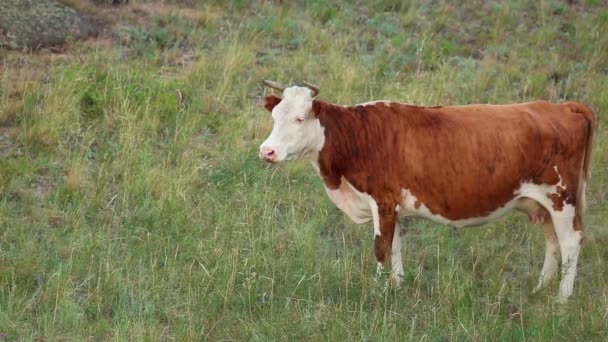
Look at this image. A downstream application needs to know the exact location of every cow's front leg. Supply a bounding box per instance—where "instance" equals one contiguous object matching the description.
[391,222,404,285]
[370,199,397,278]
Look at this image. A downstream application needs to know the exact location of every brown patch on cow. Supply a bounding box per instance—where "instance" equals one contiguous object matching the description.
[573,217,583,233]
[264,95,282,112]
[535,165,561,185]
[547,193,564,211]
[374,236,389,262]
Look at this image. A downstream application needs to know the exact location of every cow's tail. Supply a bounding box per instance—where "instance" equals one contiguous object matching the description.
[565,101,596,219]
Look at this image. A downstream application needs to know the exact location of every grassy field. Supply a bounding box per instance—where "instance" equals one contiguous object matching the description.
[1,0,607,340]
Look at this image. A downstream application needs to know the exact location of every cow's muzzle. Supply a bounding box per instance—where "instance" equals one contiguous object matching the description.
[259,146,277,162]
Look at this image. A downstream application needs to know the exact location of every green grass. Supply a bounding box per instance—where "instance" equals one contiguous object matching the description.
[1,0,607,340]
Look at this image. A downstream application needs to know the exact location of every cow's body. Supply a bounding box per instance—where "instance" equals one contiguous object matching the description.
[259,82,595,303]
[316,100,587,225]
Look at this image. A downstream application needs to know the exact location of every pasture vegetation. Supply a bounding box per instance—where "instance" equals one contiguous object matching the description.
[0,0,607,339]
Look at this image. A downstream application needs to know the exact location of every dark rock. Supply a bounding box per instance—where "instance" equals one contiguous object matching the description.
[0,0,101,49]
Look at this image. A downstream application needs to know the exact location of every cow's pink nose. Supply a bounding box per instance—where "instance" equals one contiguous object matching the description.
[260,147,276,161]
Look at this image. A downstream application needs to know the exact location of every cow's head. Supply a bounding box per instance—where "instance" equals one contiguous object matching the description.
[259,80,325,162]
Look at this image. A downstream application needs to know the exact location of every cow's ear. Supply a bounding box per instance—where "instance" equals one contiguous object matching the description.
[312,100,323,117]
[264,95,282,112]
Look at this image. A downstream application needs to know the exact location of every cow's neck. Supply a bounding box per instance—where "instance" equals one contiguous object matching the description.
[311,100,362,190]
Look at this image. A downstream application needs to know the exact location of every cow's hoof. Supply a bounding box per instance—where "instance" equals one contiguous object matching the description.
[391,274,403,287]
[556,295,569,304]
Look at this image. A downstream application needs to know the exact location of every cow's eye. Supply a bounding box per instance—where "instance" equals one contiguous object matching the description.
[295,117,304,123]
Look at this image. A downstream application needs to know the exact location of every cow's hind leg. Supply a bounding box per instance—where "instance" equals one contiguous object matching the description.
[391,222,404,285]
[533,218,560,293]
[551,208,583,303]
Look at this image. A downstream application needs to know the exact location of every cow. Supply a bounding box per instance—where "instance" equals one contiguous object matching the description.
[258,80,595,303]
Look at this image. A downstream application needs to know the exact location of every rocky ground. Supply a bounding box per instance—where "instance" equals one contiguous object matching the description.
[0,0,108,49]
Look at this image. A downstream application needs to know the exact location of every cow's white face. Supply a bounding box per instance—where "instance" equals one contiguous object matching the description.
[259,86,325,162]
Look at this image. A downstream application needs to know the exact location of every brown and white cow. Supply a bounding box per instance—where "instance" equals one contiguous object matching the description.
[258,80,595,303]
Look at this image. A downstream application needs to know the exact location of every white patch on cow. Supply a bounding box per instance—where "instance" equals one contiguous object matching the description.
[553,165,566,190]
[324,177,373,225]
[321,177,383,237]
[357,100,391,107]
[260,86,325,162]
[550,203,580,302]
[369,197,381,237]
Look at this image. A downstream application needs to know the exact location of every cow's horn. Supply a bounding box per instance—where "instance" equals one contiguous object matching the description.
[302,81,320,97]
[262,79,285,93]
